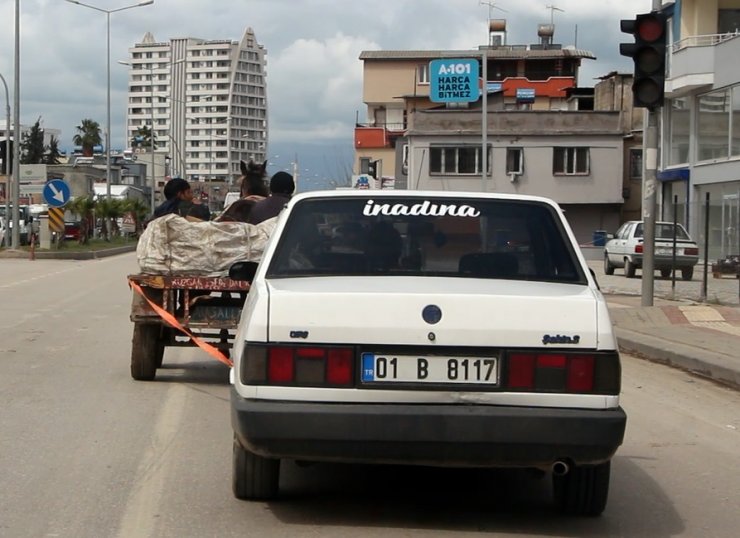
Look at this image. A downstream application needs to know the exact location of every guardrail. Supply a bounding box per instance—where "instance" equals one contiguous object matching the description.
[672,32,740,53]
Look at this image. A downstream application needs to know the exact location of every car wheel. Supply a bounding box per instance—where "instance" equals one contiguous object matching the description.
[603,254,615,275]
[553,461,611,516]
[624,259,637,278]
[233,436,280,500]
[681,267,694,281]
[660,268,671,279]
[130,323,159,381]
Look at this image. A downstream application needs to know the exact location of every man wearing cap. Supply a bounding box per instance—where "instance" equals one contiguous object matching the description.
[247,171,295,225]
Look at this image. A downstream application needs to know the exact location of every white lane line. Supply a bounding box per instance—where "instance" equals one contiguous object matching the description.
[115,384,187,538]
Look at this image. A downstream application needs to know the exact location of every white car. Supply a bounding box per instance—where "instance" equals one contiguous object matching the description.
[604,220,699,280]
[229,190,626,516]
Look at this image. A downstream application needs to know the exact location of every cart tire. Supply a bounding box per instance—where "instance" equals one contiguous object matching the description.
[155,328,169,369]
[553,461,611,516]
[131,323,159,381]
[233,436,280,500]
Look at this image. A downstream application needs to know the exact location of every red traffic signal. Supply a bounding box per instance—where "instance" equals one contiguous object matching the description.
[620,12,668,110]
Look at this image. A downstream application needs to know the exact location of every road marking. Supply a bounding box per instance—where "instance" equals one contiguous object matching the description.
[115,384,187,538]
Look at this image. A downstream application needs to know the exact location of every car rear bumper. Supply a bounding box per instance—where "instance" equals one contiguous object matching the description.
[630,254,698,268]
[231,389,627,468]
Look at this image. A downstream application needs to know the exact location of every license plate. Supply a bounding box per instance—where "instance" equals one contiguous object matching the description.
[361,353,498,385]
[656,248,672,255]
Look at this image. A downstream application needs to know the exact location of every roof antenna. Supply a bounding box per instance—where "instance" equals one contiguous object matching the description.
[479,1,508,46]
[546,4,565,25]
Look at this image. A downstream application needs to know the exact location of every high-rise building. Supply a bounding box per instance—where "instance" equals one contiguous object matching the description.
[123,27,267,200]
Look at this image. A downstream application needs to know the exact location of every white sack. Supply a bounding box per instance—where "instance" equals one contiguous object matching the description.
[137,214,276,276]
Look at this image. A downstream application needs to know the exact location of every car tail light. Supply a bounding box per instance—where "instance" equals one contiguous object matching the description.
[242,344,355,387]
[684,247,698,255]
[634,243,643,253]
[506,351,617,394]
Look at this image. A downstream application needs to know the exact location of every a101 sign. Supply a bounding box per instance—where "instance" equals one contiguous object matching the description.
[429,59,480,103]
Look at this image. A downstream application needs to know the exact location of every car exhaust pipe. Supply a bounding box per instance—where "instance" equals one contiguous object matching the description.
[551,461,570,476]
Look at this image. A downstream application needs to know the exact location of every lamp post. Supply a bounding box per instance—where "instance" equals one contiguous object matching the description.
[65,0,154,205]
[11,0,20,248]
[0,72,10,243]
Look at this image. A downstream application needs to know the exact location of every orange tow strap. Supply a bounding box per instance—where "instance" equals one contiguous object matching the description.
[128,279,233,367]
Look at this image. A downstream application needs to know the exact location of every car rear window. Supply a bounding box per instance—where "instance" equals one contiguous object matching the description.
[634,223,691,240]
[266,197,586,283]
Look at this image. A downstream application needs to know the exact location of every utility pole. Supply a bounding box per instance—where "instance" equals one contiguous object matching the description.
[11,0,20,249]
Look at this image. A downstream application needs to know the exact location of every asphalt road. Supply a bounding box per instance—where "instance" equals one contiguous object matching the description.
[0,253,738,537]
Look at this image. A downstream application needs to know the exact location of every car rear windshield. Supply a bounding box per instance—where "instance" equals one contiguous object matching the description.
[266,197,587,283]
[634,223,691,240]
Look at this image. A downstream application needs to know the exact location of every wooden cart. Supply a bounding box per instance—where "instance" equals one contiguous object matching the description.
[128,273,250,381]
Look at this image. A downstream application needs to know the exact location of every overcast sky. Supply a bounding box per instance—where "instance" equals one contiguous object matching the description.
[0,0,650,180]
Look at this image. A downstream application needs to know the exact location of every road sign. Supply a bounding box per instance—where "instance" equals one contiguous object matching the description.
[43,179,71,208]
[429,59,480,103]
[48,207,65,233]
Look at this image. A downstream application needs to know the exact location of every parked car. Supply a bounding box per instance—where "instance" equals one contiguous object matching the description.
[228,191,627,515]
[604,221,699,280]
[64,221,82,241]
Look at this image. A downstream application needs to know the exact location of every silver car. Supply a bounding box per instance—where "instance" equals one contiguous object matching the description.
[604,221,699,280]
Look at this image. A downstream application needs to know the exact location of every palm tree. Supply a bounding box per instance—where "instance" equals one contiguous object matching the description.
[130,125,156,150]
[121,198,149,235]
[95,197,125,240]
[67,196,96,244]
[73,119,102,157]
[44,135,62,165]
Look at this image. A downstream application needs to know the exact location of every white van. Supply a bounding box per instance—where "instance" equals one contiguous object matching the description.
[228,190,626,515]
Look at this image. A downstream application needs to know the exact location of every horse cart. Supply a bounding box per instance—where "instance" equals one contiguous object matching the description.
[128,273,250,381]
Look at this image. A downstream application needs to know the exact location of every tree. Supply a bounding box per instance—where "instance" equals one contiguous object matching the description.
[73,118,102,157]
[20,117,46,164]
[121,198,149,235]
[131,125,156,150]
[44,135,62,165]
[95,197,125,240]
[67,196,96,244]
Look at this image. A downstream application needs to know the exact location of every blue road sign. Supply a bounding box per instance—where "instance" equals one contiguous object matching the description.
[429,58,480,103]
[43,178,72,207]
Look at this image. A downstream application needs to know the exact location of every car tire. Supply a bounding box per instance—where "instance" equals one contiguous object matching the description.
[553,461,611,516]
[233,436,280,500]
[604,254,615,275]
[681,267,694,281]
[624,259,637,278]
[131,323,159,381]
[660,268,672,279]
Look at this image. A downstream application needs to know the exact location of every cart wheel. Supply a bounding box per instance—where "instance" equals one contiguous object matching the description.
[131,323,159,381]
[155,327,170,369]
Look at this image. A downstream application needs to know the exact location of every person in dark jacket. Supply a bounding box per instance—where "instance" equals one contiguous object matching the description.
[247,171,295,225]
[151,177,210,221]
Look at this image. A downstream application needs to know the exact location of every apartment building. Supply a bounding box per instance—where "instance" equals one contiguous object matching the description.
[661,0,740,261]
[356,22,628,243]
[123,27,267,204]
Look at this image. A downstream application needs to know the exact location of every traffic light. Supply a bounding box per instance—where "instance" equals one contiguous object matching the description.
[620,12,668,110]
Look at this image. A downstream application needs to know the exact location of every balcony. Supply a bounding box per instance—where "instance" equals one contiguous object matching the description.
[354,122,406,149]
[666,32,740,97]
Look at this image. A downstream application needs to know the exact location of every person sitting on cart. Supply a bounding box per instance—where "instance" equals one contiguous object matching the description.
[152,178,211,221]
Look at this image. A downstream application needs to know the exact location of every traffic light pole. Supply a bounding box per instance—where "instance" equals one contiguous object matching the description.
[641,108,659,306]
[640,0,663,307]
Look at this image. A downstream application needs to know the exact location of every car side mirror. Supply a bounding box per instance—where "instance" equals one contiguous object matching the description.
[229,261,259,282]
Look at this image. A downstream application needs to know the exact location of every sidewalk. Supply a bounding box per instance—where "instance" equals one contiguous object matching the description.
[606,294,740,390]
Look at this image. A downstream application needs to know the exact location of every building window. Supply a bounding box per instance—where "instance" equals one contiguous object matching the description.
[666,96,690,166]
[506,148,523,174]
[629,148,643,180]
[429,145,491,175]
[733,87,740,158]
[418,64,429,84]
[553,147,589,175]
[697,89,730,161]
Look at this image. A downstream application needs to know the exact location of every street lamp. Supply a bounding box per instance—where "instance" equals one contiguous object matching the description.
[65,0,154,204]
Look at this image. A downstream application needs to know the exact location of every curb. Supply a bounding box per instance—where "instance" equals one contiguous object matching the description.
[615,326,740,391]
[0,244,137,260]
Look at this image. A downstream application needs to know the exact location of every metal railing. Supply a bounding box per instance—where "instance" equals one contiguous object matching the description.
[672,31,740,53]
[355,122,406,131]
